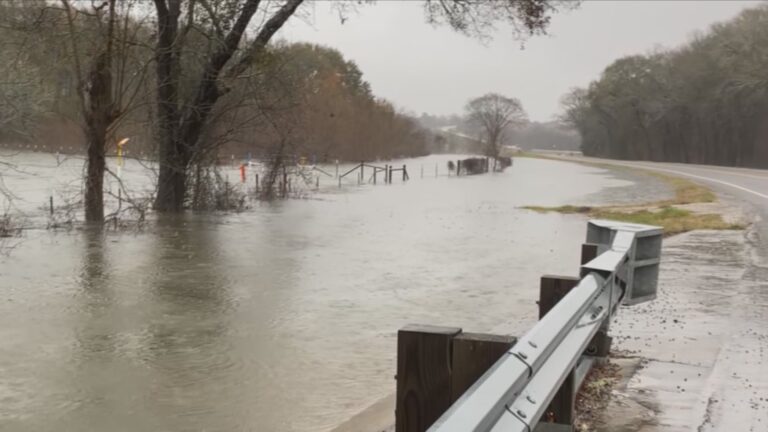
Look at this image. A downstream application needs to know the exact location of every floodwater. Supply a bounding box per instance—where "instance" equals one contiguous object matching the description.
[0,152,671,432]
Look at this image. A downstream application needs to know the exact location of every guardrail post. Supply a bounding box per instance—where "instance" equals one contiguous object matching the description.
[538,276,579,430]
[396,325,461,432]
[581,243,612,358]
[396,326,517,432]
[450,333,517,402]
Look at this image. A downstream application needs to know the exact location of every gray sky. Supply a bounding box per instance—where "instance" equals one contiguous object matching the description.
[279,1,761,122]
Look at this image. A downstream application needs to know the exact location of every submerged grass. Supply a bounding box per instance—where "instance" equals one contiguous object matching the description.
[520,156,742,236]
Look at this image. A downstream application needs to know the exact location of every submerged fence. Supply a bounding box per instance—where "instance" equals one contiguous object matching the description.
[395,220,663,432]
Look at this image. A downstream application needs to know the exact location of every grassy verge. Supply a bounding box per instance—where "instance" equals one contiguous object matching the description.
[525,205,742,236]
[520,157,743,236]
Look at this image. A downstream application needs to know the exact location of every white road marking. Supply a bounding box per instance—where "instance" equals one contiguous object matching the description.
[658,164,768,181]
[626,164,768,201]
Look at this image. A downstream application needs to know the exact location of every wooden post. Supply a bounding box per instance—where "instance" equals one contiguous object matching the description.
[255,173,259,193]
[49,196,54,216]
[539,276,580,319]
[402,165,408,181]
[282,167,287,197]
[360,162,365,181]
[457,160,461,176]
[580,243,599,265]
[396,325,461,432]
[581,243,612,358]
[373,169,377,184]
[450,333,516,402]
[389,165,393,183]
[316,176,320,190]
[539,276,580,428]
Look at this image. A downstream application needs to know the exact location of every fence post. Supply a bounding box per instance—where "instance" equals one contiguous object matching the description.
[255,173,259,193]
[539,275,580,429]
[396,325,461,432]
[402,165,408,181]
[457,160,461,176]
[373,169,377,184]
[389,165,393,184]
[360,162,365,181]
[49,196,53,216]
[225,178,230,207]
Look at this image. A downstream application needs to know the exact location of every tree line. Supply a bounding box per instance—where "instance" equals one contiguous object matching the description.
[562,5,768,168]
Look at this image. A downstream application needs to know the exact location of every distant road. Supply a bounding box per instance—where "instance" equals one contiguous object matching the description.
[548,155,768,258]
[536,153,768,207]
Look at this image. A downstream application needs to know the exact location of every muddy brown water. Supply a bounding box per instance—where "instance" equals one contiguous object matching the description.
[0,154,671,431]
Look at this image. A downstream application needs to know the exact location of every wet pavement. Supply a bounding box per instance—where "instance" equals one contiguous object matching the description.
[610,227,768,432]
[0,154,672,432]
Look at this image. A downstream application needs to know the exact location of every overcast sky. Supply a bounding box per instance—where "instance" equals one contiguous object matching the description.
[278,1,761,122]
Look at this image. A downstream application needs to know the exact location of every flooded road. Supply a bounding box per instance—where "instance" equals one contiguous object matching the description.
[0,154,671,432]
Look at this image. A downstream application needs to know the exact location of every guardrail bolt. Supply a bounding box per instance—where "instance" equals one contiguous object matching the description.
[516,409,527,419]
[526,395,536,404]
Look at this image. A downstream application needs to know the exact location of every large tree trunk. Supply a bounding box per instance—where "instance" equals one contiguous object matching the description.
[84,127,106,222]
[84,51,115,223]
[153,0,184,211]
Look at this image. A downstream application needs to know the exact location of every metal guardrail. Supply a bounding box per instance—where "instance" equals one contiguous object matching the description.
[428,220,663,432]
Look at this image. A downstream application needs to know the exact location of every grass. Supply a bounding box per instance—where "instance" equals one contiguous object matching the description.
[520,158,742,236]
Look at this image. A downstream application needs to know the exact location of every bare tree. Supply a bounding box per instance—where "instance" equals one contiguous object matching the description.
[60,0,152,223]
[465,93,527,158]
[151,0,572,211]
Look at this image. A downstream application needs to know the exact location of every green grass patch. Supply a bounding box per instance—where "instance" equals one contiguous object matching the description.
[525,205,743,236]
